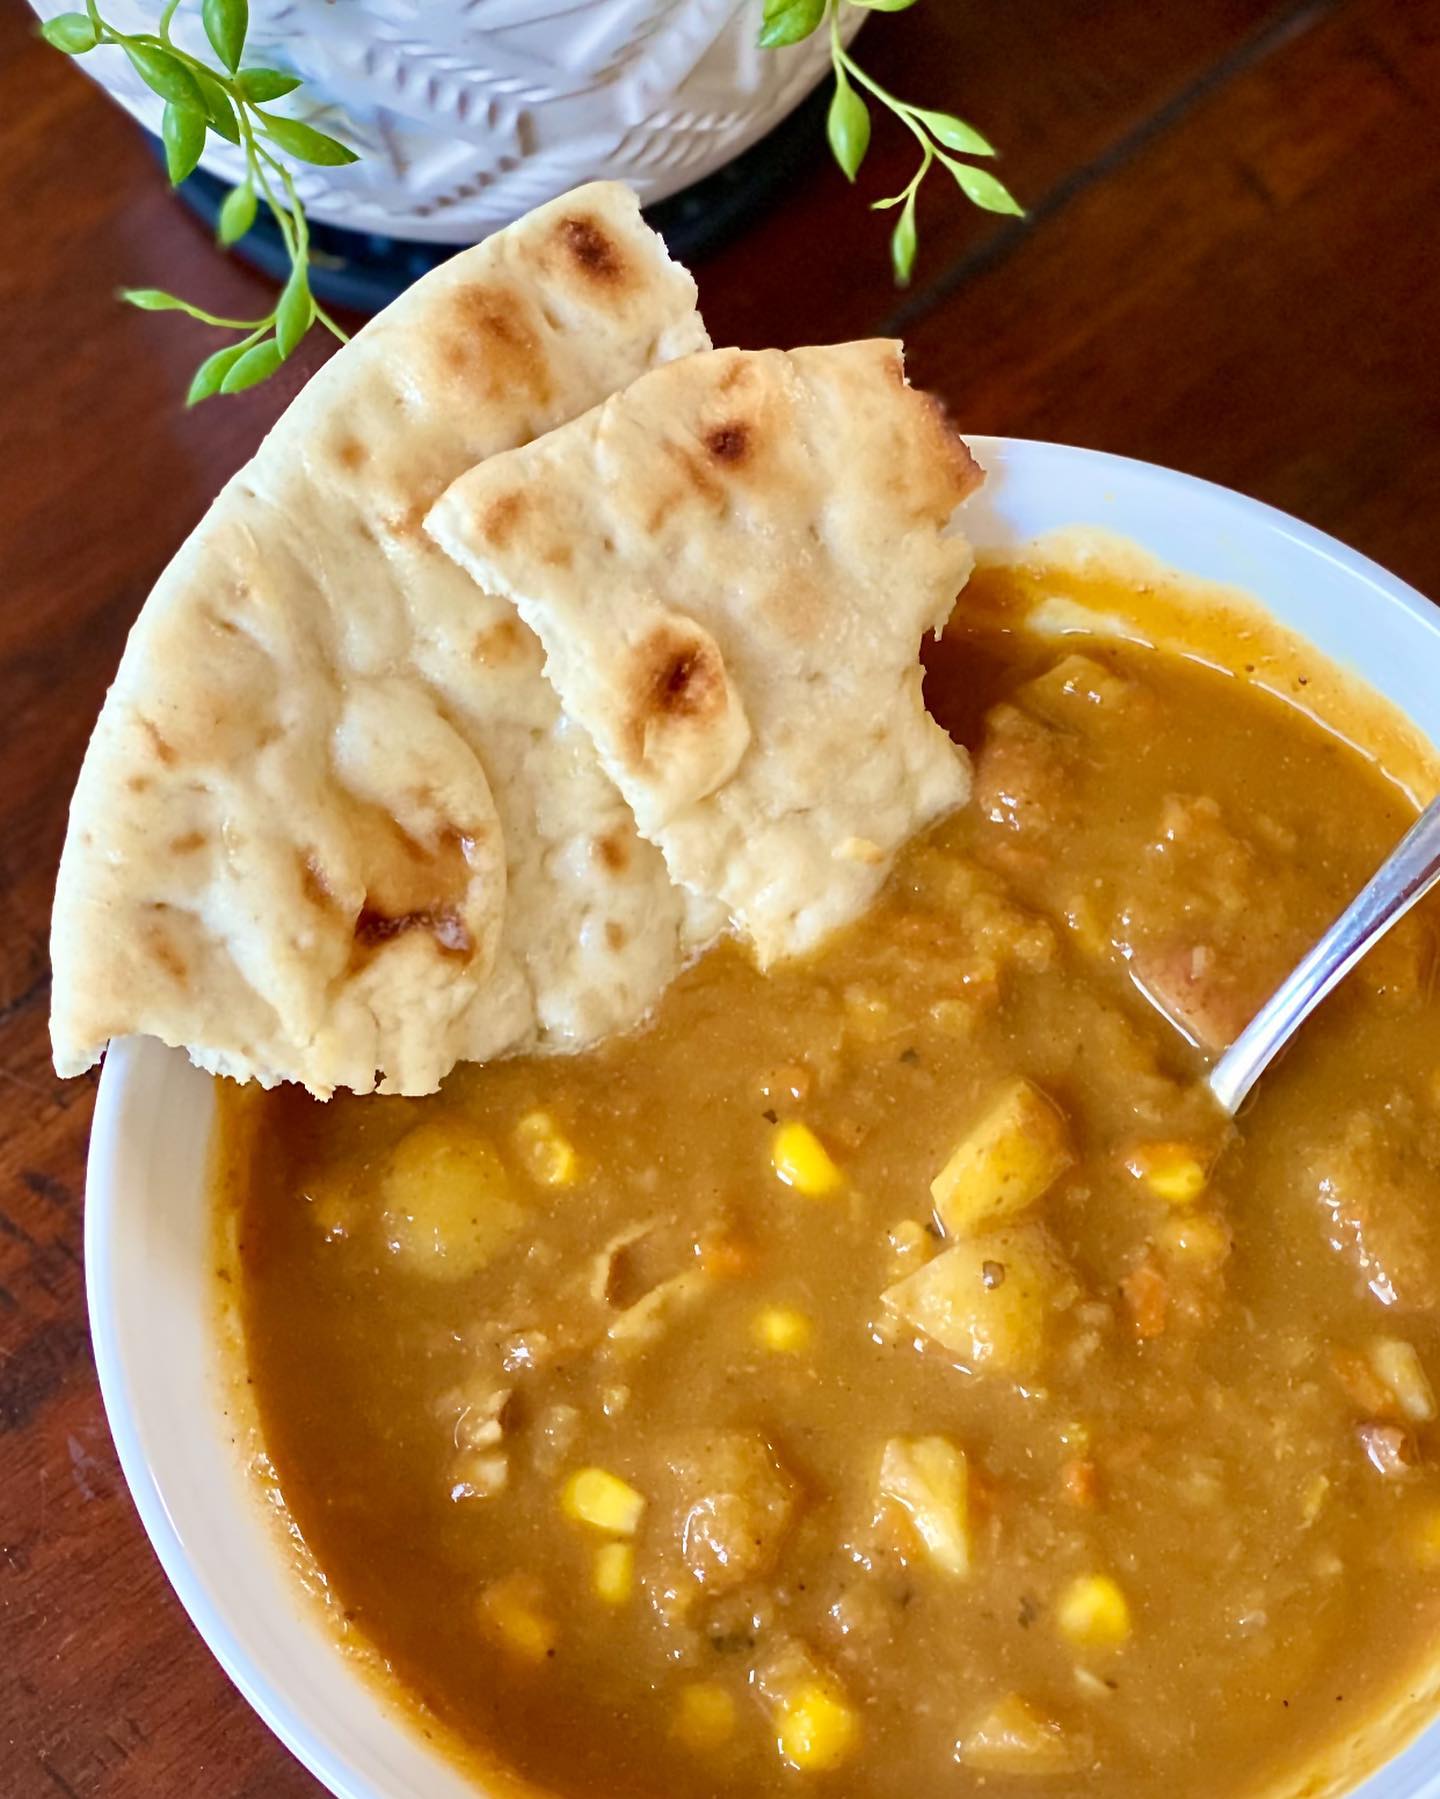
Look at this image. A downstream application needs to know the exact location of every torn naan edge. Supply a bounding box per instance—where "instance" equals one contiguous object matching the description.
[427,341,981,964]
[51,183,714,1097]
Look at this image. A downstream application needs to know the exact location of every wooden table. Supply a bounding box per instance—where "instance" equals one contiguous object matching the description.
[2,1,1437,1792]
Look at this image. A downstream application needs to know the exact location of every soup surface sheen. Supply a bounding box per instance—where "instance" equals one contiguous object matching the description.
[225,557,1440,1799]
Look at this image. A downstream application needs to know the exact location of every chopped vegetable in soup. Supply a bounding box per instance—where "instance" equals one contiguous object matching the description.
[223,560,1440,1799]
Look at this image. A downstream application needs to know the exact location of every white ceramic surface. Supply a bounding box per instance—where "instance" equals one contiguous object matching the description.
[29,0,860,242]
[86,437,1440,1799]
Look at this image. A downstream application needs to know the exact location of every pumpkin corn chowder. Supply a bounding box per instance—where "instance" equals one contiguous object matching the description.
[219,553,1440,1799]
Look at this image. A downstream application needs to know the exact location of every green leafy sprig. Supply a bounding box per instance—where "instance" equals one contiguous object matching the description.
[40,0,357,401]
[759,0,1022,285]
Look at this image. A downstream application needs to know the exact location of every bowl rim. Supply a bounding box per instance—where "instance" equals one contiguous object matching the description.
[84,434,1440,1799]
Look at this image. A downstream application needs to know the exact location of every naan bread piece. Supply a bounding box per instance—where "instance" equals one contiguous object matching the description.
[51,183,713,1097]
[427,341,981,963]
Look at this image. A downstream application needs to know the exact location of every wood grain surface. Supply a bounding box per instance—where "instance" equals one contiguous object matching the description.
[1,1,1437,1793]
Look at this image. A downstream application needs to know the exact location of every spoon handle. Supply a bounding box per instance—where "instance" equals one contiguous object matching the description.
[1208,794,1440,1116]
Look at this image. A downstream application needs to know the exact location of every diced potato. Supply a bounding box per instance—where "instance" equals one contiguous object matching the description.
[960,1694,1080,1774]
[774,1680,860,1773]
[1309,1111,1440,1308]
[771,1122,843,1196]
[1368,1337,1437,1423]
[380,1120,524,1280]
[1157,1210,1231,1268]
[449,1446,508,1501]
[753,1306,813,1354]
[878,1435,971,1576]
[513,1110,578,1187]
[592,1541,634,1605]
[1358,1420,1418,1479]
[1124,1141,1209,1206]
[930,1078,1073,1237]
[561,1466,646,1536]
[659,1433,796,1592]
[1056,1574,1131,1649]
[477,1573,556,1663]
[1018,652,1137,720]
[881,1223,1078,1374]
[673,1681,736,1751]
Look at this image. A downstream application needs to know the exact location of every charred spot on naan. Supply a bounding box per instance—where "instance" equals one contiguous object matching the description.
[353,904,473,961]
[470,617,541,671]
[138,716,178,767]
[479,489,529,551]
[332,435,369,473]
[330,799,489,965]
[704,421,749,464]
[439,284,555,407]
[592,831,631,874]
[554,213,629,287]
[628,623,729,752]
[618,618,750,809]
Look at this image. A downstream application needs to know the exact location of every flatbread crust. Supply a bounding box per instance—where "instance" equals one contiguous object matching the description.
[50,183,712,1097]
[427,341,981,963]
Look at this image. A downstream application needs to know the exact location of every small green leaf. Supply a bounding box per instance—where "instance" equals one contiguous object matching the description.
[871,190,908,211]
[124,42,203,110]
[219,335,283,394]
[186,339,250,405]
[890,190,918,286]
[913,108,995,158]
[118,286,193,312]
[848,0,920,8]
[194,67,241,143]
[255,111,358,165]
[217,180,257,246]
[947,161,1024,216]
[236,65,302,102]
[202,0,248,73]
[757,0,825,49]
[162,100,206,184]
[274,263,313,360]
[827,66,870,182]
[39,11,98,52]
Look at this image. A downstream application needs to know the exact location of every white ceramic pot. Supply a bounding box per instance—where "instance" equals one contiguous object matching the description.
[30,0,859,242]
[86,439,1440,1799]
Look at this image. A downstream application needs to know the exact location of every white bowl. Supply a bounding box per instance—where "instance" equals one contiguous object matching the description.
[86,437,1440,1799]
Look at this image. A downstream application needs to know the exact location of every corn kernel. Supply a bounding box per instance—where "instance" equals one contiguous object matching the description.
[477,1573,556,1663]
[1369,1337,1438,1423]
[592,1541,634,1605]
[673,1681,736,1751]
[1124,1142,1208,1206]
[775,1680,860,1772]
[771,1122,843,1197]
[1056,1574,1131,1648]
[514,1110,578,1187]
[561,1466,646,1536]
[753,1306,813,1354]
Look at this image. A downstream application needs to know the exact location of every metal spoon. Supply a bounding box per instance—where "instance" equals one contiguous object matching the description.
[1207,795,1440,1115]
